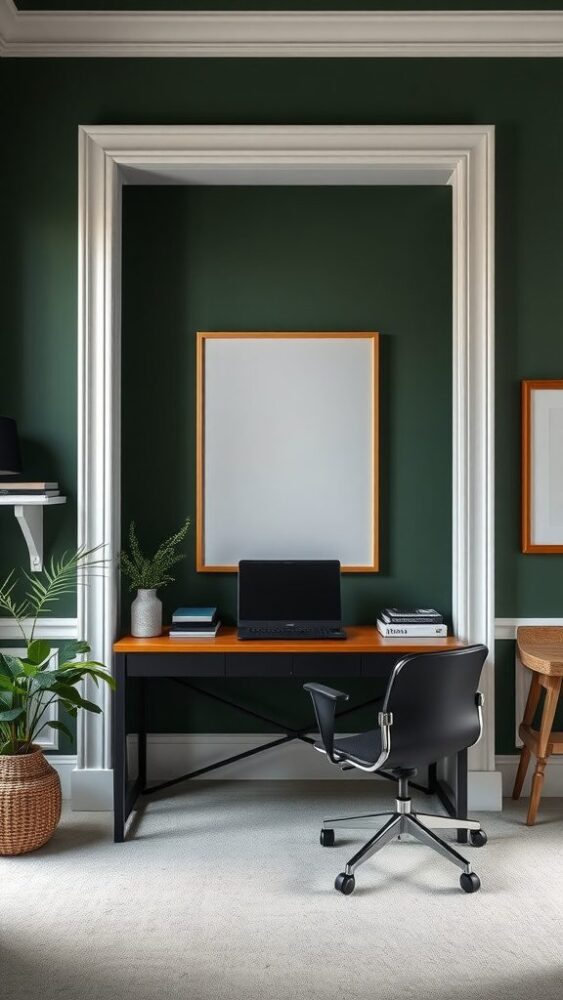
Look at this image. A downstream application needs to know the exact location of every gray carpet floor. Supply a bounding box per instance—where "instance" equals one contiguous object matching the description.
[2,781,563,1000]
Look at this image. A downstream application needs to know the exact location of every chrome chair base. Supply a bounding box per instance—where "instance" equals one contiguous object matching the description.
[322,797,484,881]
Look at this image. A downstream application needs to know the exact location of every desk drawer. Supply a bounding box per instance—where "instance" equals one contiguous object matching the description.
[362,654,399,678]
[292,654,361,678]
[226,654,292,677]
[127,654,225,677]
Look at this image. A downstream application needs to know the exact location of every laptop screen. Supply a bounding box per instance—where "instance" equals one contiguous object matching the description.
[238,560,342,624]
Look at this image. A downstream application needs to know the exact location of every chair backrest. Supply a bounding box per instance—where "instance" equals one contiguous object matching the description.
[382,645,488,765]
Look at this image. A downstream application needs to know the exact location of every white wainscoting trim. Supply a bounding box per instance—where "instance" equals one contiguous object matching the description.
[0,616,78,640]
[3,4,563,58]
[497,754,563,798]
[125,733,501,810]
[46,754,77,800]
[77,123,495,799]
[71,766,113,811]
[495,617,563,640]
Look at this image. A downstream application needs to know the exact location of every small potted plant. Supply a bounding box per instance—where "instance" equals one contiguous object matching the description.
[119,516,191,637]
[0,548,115,855]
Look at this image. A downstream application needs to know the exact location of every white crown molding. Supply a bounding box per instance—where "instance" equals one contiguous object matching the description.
[2,3,563,58]
[0,616,78,640]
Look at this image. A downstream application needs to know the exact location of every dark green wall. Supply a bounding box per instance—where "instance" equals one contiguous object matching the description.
[121,184,451,734]
[3,57,563,752]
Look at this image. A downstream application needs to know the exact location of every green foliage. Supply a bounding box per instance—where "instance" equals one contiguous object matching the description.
[0,548,115,756]
[119,516,191,592]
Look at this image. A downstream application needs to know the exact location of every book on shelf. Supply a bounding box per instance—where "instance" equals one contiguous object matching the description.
[380,607,444,625]
[172,606,218,624]
[168,620,220,633]
[377,620,448,638]
[0,482,58,491]
[0,490,60,499]
[169,621,221,638]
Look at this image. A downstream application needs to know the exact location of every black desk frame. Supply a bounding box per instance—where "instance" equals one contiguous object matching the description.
[113,652,468,844]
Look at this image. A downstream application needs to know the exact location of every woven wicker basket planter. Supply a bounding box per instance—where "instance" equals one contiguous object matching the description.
[0,746,61,856]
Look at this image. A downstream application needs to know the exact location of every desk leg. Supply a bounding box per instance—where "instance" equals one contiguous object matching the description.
[138,677,147,790]
[428,762,438,794]
[113,654,127,843]
[456,748,468,844]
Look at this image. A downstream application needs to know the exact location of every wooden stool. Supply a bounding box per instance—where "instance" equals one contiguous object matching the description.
[513,626,563,824]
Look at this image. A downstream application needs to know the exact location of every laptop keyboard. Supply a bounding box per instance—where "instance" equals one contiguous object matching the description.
[239,626,346,640]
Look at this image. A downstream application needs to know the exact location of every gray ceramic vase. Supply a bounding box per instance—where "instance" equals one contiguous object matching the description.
[131,588,162,637]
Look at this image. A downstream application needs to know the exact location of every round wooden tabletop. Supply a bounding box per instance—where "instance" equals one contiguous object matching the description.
[517,626,563,676]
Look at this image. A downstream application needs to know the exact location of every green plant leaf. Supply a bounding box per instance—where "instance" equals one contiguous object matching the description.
[57,639,90,665]
[30,672,59,690]
[0,675,17,693]
[0,654,25,678]
[0,707,25,722]
[21,660,39,677]
[44,720,73,742]
[27,638,51,666]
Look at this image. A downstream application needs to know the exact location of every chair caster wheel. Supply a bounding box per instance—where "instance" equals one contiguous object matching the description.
[335,873,355,895]
[470,829,487,847]
[320,829,335,847]
[460,872,481,893]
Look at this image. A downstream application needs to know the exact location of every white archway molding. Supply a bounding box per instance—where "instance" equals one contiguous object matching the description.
[74,125,499,811]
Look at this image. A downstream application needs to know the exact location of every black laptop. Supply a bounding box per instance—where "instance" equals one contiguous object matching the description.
[237,559,346,640]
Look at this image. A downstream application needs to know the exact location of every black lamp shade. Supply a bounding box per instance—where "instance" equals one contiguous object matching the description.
[0,417,22,475]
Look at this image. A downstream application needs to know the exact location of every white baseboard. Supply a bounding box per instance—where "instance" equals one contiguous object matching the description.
[70,766,113,811]
[497,754,563,797]
[123,733,502,810]
[69,739,561,812]
[468,769,503,811]
[46,754,77,800]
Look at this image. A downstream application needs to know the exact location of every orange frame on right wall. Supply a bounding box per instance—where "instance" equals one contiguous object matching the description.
[522,378,563,553]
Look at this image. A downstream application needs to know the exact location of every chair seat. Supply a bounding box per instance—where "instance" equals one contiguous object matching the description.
[317,728,465,771]
[330,730,382,767]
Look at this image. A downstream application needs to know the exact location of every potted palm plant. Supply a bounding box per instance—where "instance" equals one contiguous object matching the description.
[0,548,115,855]
[119,516,191,637]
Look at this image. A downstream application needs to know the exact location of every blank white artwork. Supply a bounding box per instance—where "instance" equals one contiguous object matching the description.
[531,388,563,544]
[201,335,377,569]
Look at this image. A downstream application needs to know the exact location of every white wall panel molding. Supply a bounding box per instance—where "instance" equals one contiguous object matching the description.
[497,754,563,798]
[0,617,78,641]
[3,3,563,58]
[77,123,497,810]
[45,754,77,799]
[124,734,498,809]
[495,617,563,641]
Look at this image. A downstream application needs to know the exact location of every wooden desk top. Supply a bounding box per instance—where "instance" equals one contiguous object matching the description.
[517,626,563,677]
[114,625,465,655]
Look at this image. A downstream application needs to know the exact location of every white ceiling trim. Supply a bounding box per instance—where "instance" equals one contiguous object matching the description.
[2,2,563,57]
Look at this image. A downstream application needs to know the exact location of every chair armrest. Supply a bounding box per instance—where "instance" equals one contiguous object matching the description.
[303,682,349,763]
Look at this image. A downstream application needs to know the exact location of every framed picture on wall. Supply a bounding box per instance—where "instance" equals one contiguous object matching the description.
[522,379,563,552]
[196,331,379,572]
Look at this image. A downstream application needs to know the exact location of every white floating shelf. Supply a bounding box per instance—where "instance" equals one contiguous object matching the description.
[0,496,67,572]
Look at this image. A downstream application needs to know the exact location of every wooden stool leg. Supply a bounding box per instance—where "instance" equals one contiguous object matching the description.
[512,673,542,800]
[527,677,562,826]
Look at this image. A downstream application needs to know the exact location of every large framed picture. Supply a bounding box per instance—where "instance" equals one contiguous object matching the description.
[522,379,563,552]
[196,331,379,572]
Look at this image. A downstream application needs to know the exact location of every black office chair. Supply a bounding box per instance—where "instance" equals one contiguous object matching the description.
[304,644,488,895]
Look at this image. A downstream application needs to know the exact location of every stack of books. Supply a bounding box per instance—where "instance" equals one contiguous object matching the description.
[0,481,60,500]
[376,608,447,638]
[169,607,221,638]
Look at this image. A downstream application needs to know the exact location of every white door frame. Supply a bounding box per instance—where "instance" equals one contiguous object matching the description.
[74,124,499,810]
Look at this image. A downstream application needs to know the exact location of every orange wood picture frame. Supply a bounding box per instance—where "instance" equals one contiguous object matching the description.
[522,379,563,553]
[196,332,380,573]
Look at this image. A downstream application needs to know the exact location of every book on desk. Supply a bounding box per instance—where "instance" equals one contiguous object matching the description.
[170,607,220,638]
[377,607,447,638]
